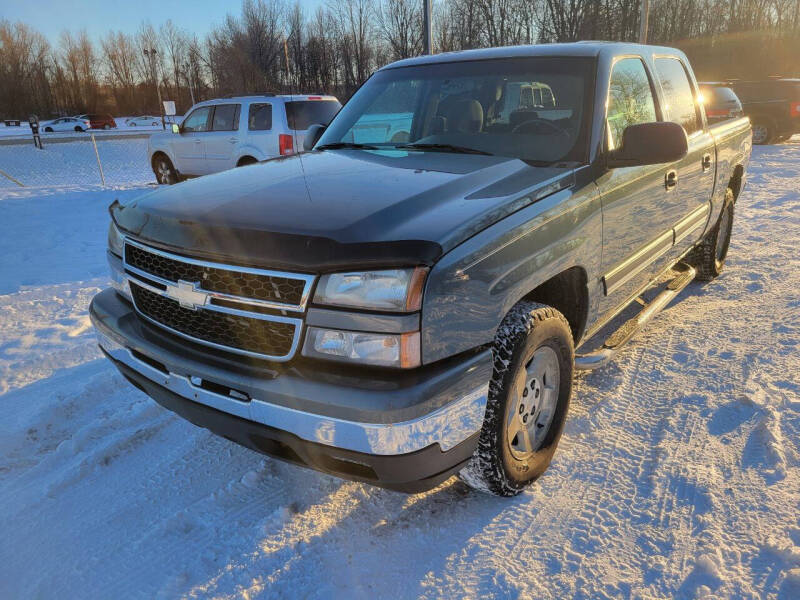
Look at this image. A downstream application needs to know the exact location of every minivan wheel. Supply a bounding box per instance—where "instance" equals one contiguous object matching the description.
[153,155,178,185]
[459,302,574,497]
[751,120,773,144]
[687,188,735,281]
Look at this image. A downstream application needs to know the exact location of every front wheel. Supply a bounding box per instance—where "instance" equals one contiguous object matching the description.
[686,188,735,281]
[44,127,53,132]
[459,302,574,496]
[153,155,178,185]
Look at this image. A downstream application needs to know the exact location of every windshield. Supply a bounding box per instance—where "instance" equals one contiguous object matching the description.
[318,57,594,164]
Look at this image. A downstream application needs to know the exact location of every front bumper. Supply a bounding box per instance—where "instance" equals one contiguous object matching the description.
[90,288,492,492]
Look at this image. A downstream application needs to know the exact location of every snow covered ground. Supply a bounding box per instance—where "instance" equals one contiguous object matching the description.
[0,143,798,599]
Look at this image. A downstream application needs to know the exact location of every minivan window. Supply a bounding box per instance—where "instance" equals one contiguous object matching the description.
[182,107,212,132]
[248,103,272,130]
[211,104,239,131]
[654,57,700,134]
[285,100,341,130]
[606,58,658,150]
[319,57,594,164]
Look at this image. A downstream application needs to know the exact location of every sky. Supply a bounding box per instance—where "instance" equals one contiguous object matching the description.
[3,0,325,44]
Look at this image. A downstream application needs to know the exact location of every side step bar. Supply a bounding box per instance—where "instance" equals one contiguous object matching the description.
[575,264,696,371]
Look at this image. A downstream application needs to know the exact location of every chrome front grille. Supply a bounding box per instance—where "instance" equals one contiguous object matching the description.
[122,239,314,361]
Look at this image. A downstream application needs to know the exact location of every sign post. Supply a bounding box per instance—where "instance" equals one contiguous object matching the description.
[28,114,43,149]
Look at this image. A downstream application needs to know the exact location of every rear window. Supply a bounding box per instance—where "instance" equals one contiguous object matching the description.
[701,86,739,103]
[285,100,341,130]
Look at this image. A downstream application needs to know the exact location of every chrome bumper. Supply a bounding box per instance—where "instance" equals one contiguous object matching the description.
[96,328,488,457]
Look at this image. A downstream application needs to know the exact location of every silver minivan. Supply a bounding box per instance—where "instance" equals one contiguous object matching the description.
[148,94,341,184]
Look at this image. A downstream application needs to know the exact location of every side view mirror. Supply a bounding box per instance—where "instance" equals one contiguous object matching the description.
[607,121,688,168]
[304,123,326,151]
[171,123,180,134]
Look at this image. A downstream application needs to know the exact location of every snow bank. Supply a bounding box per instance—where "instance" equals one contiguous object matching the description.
[0,143,798,598]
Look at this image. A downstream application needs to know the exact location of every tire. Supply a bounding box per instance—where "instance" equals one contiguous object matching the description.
[751,118,773,145]
[459,302,574,496]
[129,122,136,127]
[153,155,178,185]
[44,127,53,132]
[74,126,82,132]
[686,188,735,281]
[237,156,258,167]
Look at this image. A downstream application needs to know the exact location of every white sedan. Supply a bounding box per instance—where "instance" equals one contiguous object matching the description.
[41,117,91,133]
[125,116,162,127]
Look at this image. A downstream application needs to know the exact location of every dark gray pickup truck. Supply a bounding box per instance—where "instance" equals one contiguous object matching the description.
[90,43,751,496]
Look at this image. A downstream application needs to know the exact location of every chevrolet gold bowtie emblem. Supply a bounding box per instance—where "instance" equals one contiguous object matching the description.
[166,280,208,310]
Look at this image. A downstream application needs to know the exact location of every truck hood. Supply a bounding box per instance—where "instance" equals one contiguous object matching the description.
[113,150,573,271]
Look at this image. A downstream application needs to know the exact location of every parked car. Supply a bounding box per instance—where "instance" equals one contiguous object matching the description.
[126,115,162,127]
[698,83,744,124]
[147,94,341,184]
[41,117,91,133]
[713,78,800,144]
[76,114,117,130]
[92,43,751,496]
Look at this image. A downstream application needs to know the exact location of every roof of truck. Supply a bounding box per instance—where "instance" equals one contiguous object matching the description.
[382,42,687,70]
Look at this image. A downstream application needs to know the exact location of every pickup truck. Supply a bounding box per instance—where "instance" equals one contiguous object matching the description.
[90,43,751,497]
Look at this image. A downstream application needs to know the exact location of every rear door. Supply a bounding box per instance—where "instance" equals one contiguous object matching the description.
[595,57,674,312]
[202,103,241,174]
[653,56,716,253]
[172,106,212,175]
[242,102,276,158]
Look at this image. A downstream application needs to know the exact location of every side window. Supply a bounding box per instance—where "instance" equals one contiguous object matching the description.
[182,107,212,132]
[211,104,239,131]
[248,103,273,131]
[654,57,700,134]
[606,58,658,150]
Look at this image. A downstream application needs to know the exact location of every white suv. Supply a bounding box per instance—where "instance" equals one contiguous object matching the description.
[148,94,341,184]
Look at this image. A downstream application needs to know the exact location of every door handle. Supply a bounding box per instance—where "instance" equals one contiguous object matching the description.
[702,153,712,172]
[665,169,678,190]
[228,137,238,143]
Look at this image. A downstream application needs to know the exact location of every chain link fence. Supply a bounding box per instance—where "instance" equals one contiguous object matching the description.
[0,133,154,189]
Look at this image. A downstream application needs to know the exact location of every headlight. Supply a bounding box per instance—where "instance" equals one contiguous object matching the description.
[313,268,427,312]
[302,327,420,368]
[108,221,124,257]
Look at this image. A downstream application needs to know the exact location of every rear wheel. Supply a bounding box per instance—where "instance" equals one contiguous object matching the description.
[686,188,735,281]
[74,126,82,132]
[153,155,178,185]
[751,118,773,144]
[459,302,574,496]
[44,127,53,132]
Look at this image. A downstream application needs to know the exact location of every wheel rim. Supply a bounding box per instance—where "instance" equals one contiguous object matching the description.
[752,124,768,144]
[156,160,172,184]
[506,345,560,460]
[716,205,732,263]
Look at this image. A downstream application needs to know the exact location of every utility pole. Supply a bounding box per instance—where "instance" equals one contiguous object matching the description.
[184,62,196,105]
[423,0,432,55]
[144,48,165,129]
[639,0,650,44]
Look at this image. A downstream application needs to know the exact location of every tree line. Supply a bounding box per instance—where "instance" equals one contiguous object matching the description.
[2,0,800,119]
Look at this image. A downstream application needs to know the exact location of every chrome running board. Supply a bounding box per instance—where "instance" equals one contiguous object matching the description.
[575,264,696,371]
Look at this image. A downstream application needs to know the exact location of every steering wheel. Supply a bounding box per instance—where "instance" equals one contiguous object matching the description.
[512,118,569,137]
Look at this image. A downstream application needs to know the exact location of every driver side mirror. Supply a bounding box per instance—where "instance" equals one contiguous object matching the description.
[607,121,688,168]
[171,123,180,134]
[303,123,326,152]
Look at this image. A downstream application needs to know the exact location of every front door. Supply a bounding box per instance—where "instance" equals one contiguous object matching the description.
[172,106,212,175]
[595,57,674,318]
[202,103,241,174]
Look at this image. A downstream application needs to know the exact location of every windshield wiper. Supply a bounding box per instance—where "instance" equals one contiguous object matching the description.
[394,143,493,156]
[315,142,380,150]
